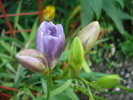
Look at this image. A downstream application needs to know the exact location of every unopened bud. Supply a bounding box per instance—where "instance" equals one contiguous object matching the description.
[16,49,48,74]
[77,21,100,53]
[68,37,84,77]
[96,74,120,89]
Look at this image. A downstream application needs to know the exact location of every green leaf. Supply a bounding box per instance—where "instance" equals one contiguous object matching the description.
[1,82,14,87]
[0,41,17,55]
[50,80,72,97]
[80,0,94,27]
[0,73,15,79]
[29,17,39,43]
[23,88,35,99]
[60,50,69,61]
[0,53,15,61]
[79,72,107,81]
[14,0,22,30]
[27,74,41,85]
[5,62,16,73]
[65,87,79,100]
[88,0,103,19]
[16,23,29,42]
[41,76,47,94]
[103,0,124,34]
[36,80,72,99]
[0,60,8,68]
[1,37,24,47]
[118,9,132,20]
[65,5,81,32]
[14,66,26,88]
[51,95,71,100]
[82,59,92,72]
[95,38,109,45]
[113,0,124,8]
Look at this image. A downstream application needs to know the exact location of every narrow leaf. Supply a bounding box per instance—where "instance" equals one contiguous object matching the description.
[16,23,29,42]
[50,80,72,97]
[103,0,124,34]
[0,53,15,61]
[88,0,103,19]
[14,0,22,30]
[29,17,39,42]
[80,0,94,27]
[65,87,79,100]
[0,41,17,55]
[113,0,124,8]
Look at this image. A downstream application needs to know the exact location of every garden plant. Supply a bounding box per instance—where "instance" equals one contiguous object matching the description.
[0,0,133,100]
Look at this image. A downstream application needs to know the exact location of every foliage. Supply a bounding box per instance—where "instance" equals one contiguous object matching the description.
[0,0,133,100]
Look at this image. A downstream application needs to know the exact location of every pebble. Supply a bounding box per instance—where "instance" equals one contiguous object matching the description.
[120,70,125,76]
[125,73,130,78]
[131,71,133,75]
[114,87,120,91]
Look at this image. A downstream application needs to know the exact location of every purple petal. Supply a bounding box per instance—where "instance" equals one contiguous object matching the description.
[52,34,65,59]
[51,34,65,68]
[38,21,57,37]
[36,31,44,54]
[43,36,58,68]
[55,24,64,36]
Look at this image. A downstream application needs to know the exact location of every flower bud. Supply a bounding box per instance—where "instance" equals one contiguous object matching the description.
[16,49,48,74]
[96,74,120,89]
[77,21,100,53]
[36,21,65,69]
[69,37,84,68]
[68,37,84,77]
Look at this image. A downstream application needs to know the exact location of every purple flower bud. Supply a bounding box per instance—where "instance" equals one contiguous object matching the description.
[16,49,48,74]
[36,21,65,68]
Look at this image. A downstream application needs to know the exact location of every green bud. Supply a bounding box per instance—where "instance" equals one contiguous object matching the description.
[96,74,120,89]
[68,37,84,77]
[16,49,48,74]
[77,21,100,53]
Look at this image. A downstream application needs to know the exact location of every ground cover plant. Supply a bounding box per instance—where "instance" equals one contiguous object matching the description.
[0,0,133,100]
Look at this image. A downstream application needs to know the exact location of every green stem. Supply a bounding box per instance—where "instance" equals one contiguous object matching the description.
[77,77,95,100]
[83,58,92,72]
[44,68,53,100]
[77,76,90,85]
[116,85,133,92]
[46,77,51,100]
[87,85,95,100]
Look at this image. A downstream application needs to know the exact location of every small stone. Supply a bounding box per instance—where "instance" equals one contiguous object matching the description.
[114,87,120,91]
[123,80,127,84]
[131,71,133,75]
[120,70,125,76]
[125,73,130,78]
[127,85,131,88]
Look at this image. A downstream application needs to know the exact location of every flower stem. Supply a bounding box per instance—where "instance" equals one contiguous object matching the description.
[77,77,95,100]
[45,68,53,100]
[116,85,133,92]
[46,77,51,100]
